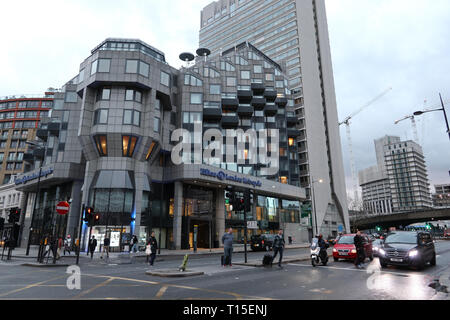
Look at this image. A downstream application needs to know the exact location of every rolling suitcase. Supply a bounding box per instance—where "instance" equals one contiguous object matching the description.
[263,253,273,267]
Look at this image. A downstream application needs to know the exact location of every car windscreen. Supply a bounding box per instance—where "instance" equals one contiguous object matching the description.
[337,236,354,244]
[385,232,417,244]
[372,239,382,246]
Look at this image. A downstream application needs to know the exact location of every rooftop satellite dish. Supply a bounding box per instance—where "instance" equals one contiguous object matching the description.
[179,52,195,68]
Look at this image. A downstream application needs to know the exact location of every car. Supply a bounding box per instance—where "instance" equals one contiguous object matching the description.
[444,229,450,238]
[371,239,384,257]
[250,234,275,251]
[332,233,374,262]
[378,231,436,270]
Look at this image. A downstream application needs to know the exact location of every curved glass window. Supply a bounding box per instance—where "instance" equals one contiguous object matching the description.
[122,135,138,157]
[93,135,107,156]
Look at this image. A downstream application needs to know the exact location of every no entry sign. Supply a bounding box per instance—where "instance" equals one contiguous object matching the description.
[56,201,70,215]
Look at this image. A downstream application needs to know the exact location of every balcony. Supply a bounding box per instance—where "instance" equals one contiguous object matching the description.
[221,98,239,110]
[36,129,48,141]
[287,115,297,125]
[237,90,253,103]
[287,129,300,137]
[251,83,265,95]
[275,97,288,107]
[264,90,277,102]
[221,115,239,128]
[237,105,254,117]
[251,97,266,110]
[264,104,277,116]
[203,108,222,121]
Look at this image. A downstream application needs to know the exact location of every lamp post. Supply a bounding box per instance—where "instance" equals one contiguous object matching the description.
[310,178,323,236]
[413,93,450,142]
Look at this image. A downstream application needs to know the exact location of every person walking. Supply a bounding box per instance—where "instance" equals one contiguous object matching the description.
[148,232,158,266]
[272,229,285,268]
[101,235,110,259]
[354,230,365,269]
[130,235,138,253]
[64,235,72,255]
[88,236,97,260]
[222,228,233,267]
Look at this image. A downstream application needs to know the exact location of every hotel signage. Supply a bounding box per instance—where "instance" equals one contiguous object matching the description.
[14,167,54,185]
[200,168,262,188]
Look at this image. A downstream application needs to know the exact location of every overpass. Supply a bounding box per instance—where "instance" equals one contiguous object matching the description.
[350,208,450,231]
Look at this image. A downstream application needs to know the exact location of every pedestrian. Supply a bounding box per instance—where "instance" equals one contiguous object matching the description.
[56,237,63,259]
[222,228,233,267]
[64,235,72,255]
[272,229,285,268]
[145,240,152,263]
[88,236,97,259]
[130,235,138,253]
[354,230,365,269]
[101,234,110,259]
[148,232,158,266]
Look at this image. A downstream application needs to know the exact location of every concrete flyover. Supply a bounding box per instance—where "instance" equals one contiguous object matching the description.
[351,208,450,230]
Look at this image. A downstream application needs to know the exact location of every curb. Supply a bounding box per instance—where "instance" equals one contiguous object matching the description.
[145,269,204,277]
[233,254,332,267]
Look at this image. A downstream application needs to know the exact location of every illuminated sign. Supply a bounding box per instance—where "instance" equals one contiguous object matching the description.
[200,168,262,187]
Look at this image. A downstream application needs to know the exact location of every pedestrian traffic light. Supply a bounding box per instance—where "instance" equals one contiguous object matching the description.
[8,207,20,223]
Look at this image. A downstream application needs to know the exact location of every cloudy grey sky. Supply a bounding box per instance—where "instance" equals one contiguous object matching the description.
[0,0,449,195]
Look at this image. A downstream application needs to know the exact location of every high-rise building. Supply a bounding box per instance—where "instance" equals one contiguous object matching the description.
[359,135,432,214]
[0,93,54,185]
[200,0,350,234]
[433,184,450,208]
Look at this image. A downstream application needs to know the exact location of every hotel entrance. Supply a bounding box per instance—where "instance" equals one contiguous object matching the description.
[181,185,216,249]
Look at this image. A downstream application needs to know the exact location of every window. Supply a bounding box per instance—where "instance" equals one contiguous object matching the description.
[125,89,142,103]
[91,60,98,75]
[97,88,111,101]
[0,153,4,162]
[78,69,85,83]
[265,74,274,81]
[98,59,111,73]
[15,163,22,170]
[123,110,140,126]
[93,135,107,156]
[153,118,160,133]
[184,74,203,86]
[190,93,203,104]
[139,61,149,77]
[94,109,108,125]
[240,70,250,80]
[161,71,170,87]
[276,80,284,88]
[220,61,235,72]
[210,84,221,95]
[126,60,139,73]
[8,152,15,161]
[122,135,138,157]
[254,65,262,73]
[226,77,236,86]
[65,91,77,103]
[10,140,17,148]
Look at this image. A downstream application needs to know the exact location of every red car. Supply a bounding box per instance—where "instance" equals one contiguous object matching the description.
[332,233,374,262]
[444,229,450,238]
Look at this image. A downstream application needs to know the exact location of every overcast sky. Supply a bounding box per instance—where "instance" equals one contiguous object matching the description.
[0,0,449,196]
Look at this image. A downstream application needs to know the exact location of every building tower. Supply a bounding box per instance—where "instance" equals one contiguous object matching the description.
[200,0,350,234]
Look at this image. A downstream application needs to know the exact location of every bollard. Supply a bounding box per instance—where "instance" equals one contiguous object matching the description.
[178,254,189,272]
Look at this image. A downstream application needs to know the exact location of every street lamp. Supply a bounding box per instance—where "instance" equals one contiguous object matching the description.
[310,177,323,235]
[413,93,450,142]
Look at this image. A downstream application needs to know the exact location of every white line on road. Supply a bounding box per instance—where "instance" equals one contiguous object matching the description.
[287,263,419,277]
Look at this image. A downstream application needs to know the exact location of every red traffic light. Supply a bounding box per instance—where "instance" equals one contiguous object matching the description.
[94,214,100,221]
[87,207,93,214]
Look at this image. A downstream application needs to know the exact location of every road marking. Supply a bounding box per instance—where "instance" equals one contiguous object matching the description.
[72,277,114,299]
[0,275,67,298]
[288,263,419,277]
[155,285,168,299]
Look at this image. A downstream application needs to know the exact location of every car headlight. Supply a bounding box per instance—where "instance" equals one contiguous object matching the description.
[373,247,379,251]
[351,249,357,254]
[409,250,418,257]
[333,248,337,253]
[378,249,386,256]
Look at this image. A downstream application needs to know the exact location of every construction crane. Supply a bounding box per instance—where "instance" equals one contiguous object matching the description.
[339,87,392,205]
[394,115,419,143]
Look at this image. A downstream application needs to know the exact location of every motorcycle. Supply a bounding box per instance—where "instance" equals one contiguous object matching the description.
[310,237,328,267]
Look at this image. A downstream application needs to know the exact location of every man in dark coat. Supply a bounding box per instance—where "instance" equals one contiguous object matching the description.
[148,232,158,266]
[88,236,97,260]
[354,230,365,269]
[272,229,285,268]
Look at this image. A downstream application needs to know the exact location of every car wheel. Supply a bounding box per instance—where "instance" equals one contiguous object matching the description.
[380,260,388,268]
[416,258,425,271]
[333,257,339,262]
[430,253,436,266]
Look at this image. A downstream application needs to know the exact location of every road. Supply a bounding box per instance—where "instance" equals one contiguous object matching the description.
[0,241,448,300]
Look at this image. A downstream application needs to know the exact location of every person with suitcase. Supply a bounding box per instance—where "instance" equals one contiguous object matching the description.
[222,228,233,267]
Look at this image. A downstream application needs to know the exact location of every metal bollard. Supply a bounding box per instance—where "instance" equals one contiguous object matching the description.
[178,254,189,272]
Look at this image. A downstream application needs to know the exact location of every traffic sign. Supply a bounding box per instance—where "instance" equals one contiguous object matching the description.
[247,221,258,230]
[56,201,70,215]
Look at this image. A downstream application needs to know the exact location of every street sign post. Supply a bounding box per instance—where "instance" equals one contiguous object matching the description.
[56,201,70,215]
[247,221,258,230]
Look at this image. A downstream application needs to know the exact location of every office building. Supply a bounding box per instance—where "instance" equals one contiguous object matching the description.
[432,184,450,208]
[199,0,350,236]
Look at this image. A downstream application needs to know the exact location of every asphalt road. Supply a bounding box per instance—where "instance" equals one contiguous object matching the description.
[0,241,449,300]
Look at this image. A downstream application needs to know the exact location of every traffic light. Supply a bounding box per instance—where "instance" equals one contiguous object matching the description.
[94,213,100,224]
[84,207,95,225]
[243,190,251,212]
[8,207,20,223]
[376,226,382,232]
